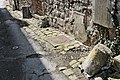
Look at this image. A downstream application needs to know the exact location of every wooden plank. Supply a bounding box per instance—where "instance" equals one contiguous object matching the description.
[31,0,45,16]
[13,0,20,10]
[31,0,37,13]
[92,0,113,28]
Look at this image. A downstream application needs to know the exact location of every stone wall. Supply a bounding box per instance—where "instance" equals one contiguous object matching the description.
[9,0,92,43]
[42,0,92,43]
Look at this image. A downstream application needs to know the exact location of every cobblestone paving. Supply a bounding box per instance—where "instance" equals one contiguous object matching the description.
[7,6,90,80]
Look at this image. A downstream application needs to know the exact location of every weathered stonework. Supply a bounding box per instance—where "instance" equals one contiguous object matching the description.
[41,0,92,43]
[81,43,112,76]
[9,0,92,43]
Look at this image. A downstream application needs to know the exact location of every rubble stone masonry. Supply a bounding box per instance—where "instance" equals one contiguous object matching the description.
[41,0,92,43]
[10,0,92,43]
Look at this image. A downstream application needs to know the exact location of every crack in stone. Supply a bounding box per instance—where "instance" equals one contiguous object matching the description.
[0,54,43,61]
[38,72,50,77]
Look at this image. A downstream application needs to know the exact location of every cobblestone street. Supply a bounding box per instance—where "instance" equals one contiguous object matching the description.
[0,7,70,80]
[1,0,120,80]
[6,5,90,80]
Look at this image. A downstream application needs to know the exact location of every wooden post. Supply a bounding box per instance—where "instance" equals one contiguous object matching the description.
[31,0,37,14]
[13,0,20,10]
[22,6,32,18]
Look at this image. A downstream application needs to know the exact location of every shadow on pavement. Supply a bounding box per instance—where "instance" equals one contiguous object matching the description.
[0,8,54,80]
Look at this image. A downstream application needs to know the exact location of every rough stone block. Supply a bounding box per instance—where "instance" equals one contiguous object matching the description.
[44,35,74,47]
[109,72,120,79]
[71,62,80,68]
[59,67,67,71]
[108,77,120,80]
[72,11,87,43]
[69,75,77,80]
[69,60,77,66]
[60,51,67,54]
[113,55,120,72]
[63,68,74,76]
[81,43,112,76]
[78,56,87,64]
[57,18,65,26]
[94,77,103,80]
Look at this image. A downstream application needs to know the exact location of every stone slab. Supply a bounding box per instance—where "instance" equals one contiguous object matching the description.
[44,35,74,47]
[69,60,77,66]
[113,55,120,71]
[69,75,77,80]
[63,68,74,76]
[71,62,80,68]
[81,43,112,76]
[93,0,113,28]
